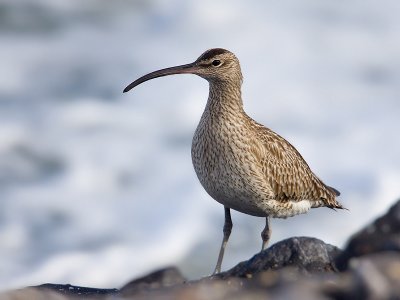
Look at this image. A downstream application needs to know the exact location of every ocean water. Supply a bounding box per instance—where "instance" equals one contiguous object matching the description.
[0,0,399,291]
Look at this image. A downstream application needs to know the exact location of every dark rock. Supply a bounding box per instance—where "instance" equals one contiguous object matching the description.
[336,199,400,270]
[120,277,258,300]
[346,252,400,300]
[3,200,400,300]
[322,252,400,300]
[250,270,336,300]
[218,236,341,279]
[36,283,118,297]
[119,266,186,296]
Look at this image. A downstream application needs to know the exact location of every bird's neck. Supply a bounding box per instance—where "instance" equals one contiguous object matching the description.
[205,81,244,116]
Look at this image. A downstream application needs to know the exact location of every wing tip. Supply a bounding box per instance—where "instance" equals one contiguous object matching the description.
[327,185,341,196]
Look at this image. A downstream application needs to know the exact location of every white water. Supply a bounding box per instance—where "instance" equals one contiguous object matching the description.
[1,0,399,291]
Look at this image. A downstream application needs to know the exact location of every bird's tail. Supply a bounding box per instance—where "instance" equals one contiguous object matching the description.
[321,185,348,211]
[327,201,348,211]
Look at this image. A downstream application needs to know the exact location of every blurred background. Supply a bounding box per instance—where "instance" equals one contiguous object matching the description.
[1,0,399,291]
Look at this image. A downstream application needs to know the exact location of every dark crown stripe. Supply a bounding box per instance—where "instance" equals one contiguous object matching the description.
[199,48,229,61]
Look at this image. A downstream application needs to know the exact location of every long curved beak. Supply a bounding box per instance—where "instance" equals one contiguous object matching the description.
[123,62,198,93]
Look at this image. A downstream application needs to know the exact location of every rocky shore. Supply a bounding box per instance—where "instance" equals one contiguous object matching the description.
[2,200,400,300]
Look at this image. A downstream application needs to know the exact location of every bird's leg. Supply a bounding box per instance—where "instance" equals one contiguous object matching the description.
[261,216,271,251]
[213,206,232,275]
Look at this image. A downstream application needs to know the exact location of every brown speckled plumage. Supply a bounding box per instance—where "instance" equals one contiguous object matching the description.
[123,48,345,274]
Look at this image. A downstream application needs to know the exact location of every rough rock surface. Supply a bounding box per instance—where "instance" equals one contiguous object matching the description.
[1,199,400,300]
[218,236,341,278]
[119,267,186,297]
[336,199,400,270]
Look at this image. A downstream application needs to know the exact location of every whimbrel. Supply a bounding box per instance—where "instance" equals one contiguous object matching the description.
[123,48,344,274]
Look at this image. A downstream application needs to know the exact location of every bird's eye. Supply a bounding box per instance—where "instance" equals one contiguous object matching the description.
[211,60,222,67]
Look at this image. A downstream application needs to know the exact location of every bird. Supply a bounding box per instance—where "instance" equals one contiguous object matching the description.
[123,48,345,275]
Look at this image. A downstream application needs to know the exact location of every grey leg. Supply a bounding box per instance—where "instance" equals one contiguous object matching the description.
[213,206,232,275]
[261,216,271,251]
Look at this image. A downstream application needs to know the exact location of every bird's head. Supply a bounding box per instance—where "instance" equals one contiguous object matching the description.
[123,48,242,93]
